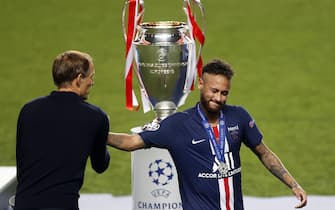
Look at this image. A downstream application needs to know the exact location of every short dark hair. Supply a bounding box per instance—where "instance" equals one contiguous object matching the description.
[52,50,92,87]
[202,59,234,80]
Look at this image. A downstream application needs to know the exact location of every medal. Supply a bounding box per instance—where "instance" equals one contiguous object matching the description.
[218,162,229,176]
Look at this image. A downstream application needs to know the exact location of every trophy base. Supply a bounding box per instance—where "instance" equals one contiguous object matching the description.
[131,126,182,210]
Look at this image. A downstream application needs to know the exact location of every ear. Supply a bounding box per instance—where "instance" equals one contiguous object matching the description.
[75,74,83,87]
[198,77,203,90]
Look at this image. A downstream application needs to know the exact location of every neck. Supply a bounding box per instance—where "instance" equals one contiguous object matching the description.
[58,86,79,95]
[207,113,219,126]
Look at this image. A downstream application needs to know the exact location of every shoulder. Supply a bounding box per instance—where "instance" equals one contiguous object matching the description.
[20,95,48,112]
[159,111,190,126]
[17,95,52,123]
[26,95,49,105]
[81,101,109,121]
[224,104,251,116]
[82,101,106,115]
[224,105,256,125]
[171,110,192,119]
[163,106,196,122]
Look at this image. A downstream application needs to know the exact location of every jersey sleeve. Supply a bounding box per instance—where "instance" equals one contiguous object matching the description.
[238,106,263,149]
[139,113,184,149]
[90,111,110,173]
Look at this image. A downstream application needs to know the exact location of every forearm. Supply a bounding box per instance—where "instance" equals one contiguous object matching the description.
[254,143,307,208]
[107,132,145,151]
[255,143,300,189]
[260,149,300,189]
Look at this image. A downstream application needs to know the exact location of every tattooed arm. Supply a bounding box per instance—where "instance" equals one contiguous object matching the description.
[107,132,146,151]
[252,142,307,208]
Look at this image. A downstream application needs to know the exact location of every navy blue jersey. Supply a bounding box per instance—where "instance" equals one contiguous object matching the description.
[140,103,263,210]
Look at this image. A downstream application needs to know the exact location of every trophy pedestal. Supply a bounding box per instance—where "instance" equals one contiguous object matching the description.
[131,126,182,210]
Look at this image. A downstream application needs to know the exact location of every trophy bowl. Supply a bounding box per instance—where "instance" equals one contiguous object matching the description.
[133,21,194,120]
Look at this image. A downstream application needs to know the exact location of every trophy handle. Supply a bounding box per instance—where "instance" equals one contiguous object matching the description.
[122,0,145,42]
[180,0,205,99]
[183,0,206,61]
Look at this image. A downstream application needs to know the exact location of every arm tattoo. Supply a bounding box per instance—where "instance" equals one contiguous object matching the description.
[264,151,287,180]
[258,145,299,189]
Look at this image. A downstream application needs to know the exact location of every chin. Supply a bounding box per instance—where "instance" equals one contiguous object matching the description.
[209,104,222,111]
[208,108,220,114]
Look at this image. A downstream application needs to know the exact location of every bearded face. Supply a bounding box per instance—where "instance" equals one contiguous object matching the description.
[198,73,231,116]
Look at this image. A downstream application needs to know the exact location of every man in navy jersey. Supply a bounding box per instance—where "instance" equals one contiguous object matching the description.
[108,59,307,209]
[15,50,110,209]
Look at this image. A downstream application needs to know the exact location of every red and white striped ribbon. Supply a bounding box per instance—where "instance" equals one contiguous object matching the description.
[124,0,143,111]
[184,0,205,90]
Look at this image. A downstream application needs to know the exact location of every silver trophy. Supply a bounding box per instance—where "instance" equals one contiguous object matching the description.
[122,0,205,124]
[122,1,205,209]
[134,21,193,120]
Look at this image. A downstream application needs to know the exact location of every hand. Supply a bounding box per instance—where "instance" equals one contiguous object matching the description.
[292,186,307,208]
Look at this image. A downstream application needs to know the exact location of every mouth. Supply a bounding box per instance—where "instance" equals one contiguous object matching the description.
[209,101,222,108]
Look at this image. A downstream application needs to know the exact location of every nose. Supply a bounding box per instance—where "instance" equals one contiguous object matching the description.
[214,92,222,102]
[214,92,225,102]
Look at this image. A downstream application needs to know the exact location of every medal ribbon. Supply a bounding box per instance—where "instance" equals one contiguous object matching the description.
[197,104,227,163]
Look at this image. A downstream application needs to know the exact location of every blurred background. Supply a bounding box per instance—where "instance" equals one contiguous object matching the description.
[0,0,334,197]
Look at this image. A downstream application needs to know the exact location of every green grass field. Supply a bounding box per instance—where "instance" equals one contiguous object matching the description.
[1,0,334,196]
